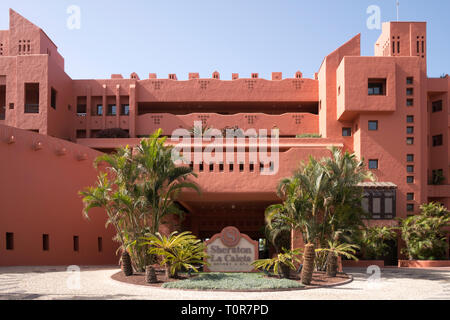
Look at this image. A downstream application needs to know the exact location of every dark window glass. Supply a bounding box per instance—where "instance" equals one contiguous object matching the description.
[342,127,352,137]
[229,163,234,172]
[407,204,414,212]
[406,88,414,96]
[432,100,443,113]
[219,163,224,172]
[249,163,254,172]
[407,154,414,162]
[51,88,57,109]
[368,121,378,131]
[361,188,396,219]
[407,193,414,201]
[368,79,386,95]
[43,234,49,251]
[407,127,414,134]
[6,233,14,250]
[407,99,414,106]
[98,237,103,252]
[406,77,414,85]
[407,176,414,184]
[239,163,244,172]
[407,165,414,173]
[432,135,443,147]
[369,160,379,169]
[209,163,214,172]
[73,236,79,252]
[121,104,130,115]
[199,162,204,172]
[107,104,116,116]
[406,115,414,123]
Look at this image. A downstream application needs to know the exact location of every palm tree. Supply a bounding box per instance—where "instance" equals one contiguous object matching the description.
[316,241,359,277]
[134,129,201,237]
[142,231,208,278]
[80,129,200,273]
[265,148,373,285]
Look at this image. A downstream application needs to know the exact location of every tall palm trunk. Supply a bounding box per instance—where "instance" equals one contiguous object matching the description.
[165,262,172,279]
[326,252,338,277]
[301,243,315,285]
[121,251,133,276]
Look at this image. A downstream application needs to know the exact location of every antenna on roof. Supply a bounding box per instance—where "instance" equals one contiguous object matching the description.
[396,0,400,21]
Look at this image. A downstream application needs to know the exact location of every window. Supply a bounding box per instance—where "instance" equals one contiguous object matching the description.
[43,234,49,251]
[199,162,204,172]
[0,84,5,120]
[407,127,414,134]
[406,77,414,85]
[407,99,414,107]
[361,188,396,219]
[239,163,244,172]
[73,236,79,252]
[407,204,414,212]
[432,135,443,147]
[121,104,130,116]
[432,100,443,113]
[219,163,224,172]
[342,127,352,137]
[6,233,14,250]
[76,130,86,139]
[368,121,378,131]
[406,115,414,123]
[406,88,414,96]
[229,163,234,172]
[98,237,103,252]
[369,160,379,169]
[368,79,386,95]
[407,176,414,184]
[249,162,254,172]
[107,104,116,116]
[209,163,214,172]
[432,169,444,185]
[24,83,39,113]
[407,154,414,162]
[407,193,414,201]
[96,104,103,116]
[407,137,414,145]
[51,88,57,109]
[407,165,414,173]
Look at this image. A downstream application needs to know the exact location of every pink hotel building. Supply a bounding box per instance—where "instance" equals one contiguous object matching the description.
[0,9,449,266]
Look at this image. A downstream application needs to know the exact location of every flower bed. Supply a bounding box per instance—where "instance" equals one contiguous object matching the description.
[111,271,352,291]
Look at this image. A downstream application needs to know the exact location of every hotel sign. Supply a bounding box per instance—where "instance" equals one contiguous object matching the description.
[204,226,258,272]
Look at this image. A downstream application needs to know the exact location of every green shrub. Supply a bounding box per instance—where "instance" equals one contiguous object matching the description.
[360,226,397,260]
[399,202,450,260]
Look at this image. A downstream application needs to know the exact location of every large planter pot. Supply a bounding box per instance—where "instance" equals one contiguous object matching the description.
[342,260,385,268]
[398,260,450,268]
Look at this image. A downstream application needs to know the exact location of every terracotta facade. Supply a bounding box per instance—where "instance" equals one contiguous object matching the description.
[1,9,449,265]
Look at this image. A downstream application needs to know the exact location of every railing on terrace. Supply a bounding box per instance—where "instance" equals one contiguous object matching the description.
[24,104,39,114]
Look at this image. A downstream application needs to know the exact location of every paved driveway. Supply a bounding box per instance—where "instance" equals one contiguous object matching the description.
[0,266,449,300]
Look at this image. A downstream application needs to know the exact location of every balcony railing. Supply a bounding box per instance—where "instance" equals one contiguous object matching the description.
[25,104,39,114]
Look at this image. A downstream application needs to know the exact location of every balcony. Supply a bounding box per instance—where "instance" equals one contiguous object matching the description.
[428,184,450,198]
[24,104,39,114]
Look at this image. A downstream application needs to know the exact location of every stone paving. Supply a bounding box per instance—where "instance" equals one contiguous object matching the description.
[0,266,449,300]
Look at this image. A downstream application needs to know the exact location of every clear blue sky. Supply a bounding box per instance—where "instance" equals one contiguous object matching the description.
[0,0,449,79]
